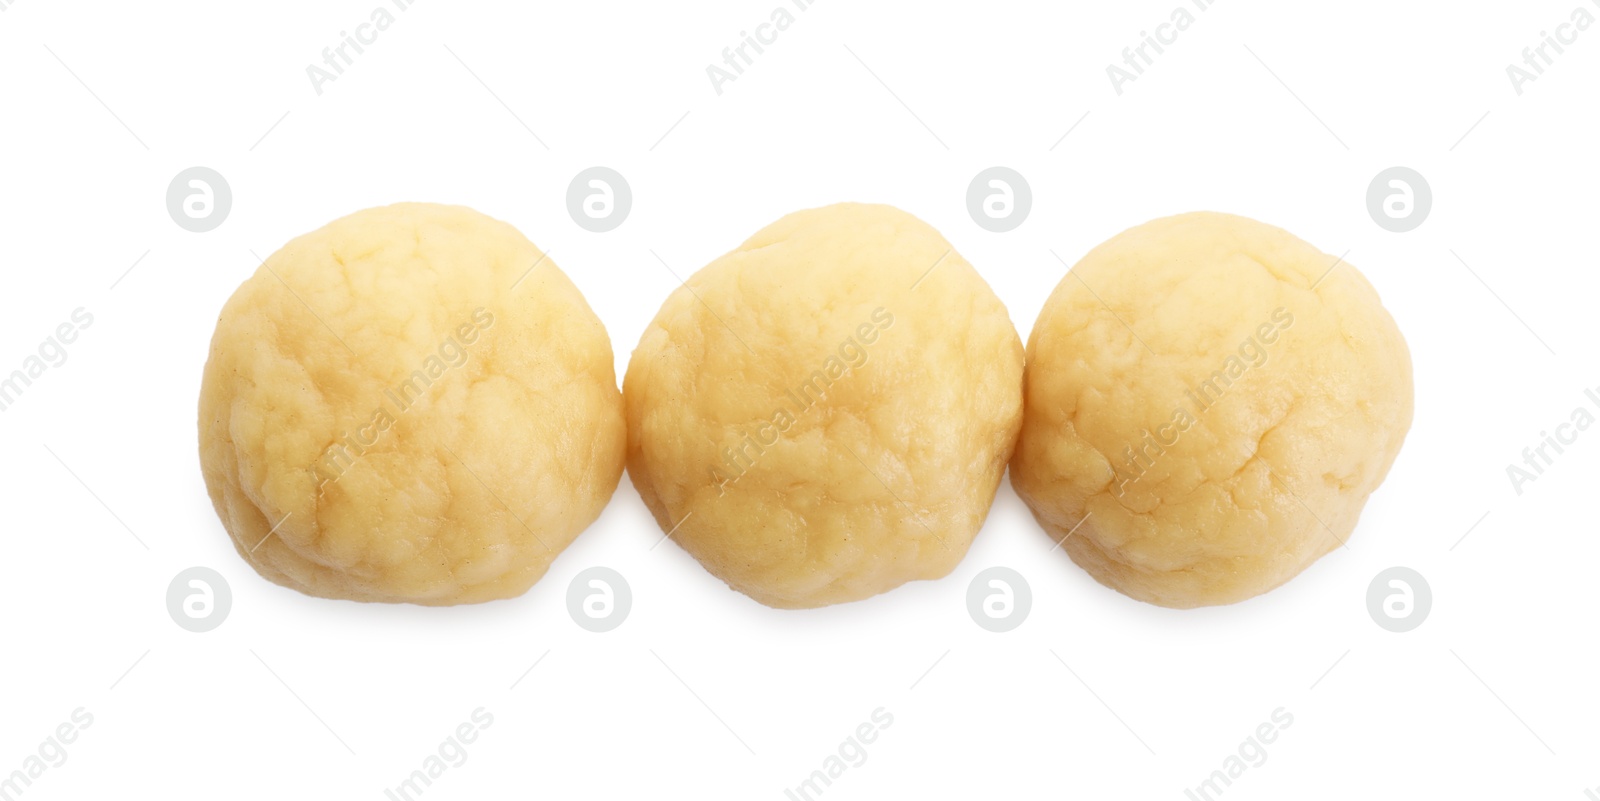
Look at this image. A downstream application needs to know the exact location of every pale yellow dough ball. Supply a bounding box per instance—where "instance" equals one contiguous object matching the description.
[199,203,624,605]
[1012,212,1413,608]
[625,203,1024,609]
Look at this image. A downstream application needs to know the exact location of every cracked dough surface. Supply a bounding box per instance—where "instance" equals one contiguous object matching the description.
[625,203,1024,608]
[1011,212,1412,608]
[198,203,624,605]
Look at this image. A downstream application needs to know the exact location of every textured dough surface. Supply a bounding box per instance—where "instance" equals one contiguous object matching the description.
[625,203,1024,608]
[199,203,624,605]
[1011,212,1412,608]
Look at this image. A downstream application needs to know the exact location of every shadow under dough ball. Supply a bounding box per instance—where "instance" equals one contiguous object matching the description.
[1011,212,1413,608]
[625,203,1024,609]
[198,203,625,605]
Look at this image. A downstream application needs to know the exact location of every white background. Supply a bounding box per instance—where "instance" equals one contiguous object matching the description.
[2,0,1597,798]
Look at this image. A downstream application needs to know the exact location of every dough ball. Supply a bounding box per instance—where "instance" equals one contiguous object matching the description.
[625,203,1024,609]
[1012,212,1412,608]
[199,203,624,605]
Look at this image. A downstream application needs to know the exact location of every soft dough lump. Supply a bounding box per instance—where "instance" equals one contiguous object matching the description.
[625,203,1024,609]
[199,203,625,605]
[1011,212,1413,608]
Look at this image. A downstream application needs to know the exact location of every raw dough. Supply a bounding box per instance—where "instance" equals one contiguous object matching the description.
[198,203,624,604]
[625,203,1024,608]
[1011,212,1412,608]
